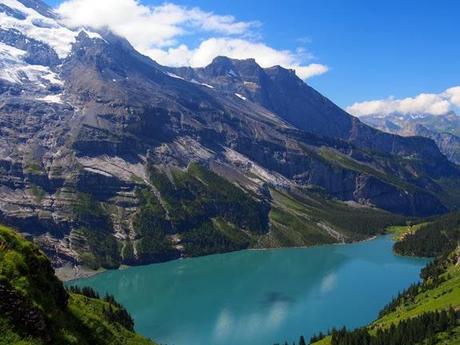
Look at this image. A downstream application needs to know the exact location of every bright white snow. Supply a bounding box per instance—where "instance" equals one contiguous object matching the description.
[166,72,185,80]
[0,44,63,86]
[36,94,63,104]
[190,78,214,89]
[83,167,113,177]
[0,0,102,58]
[235,93,247,101]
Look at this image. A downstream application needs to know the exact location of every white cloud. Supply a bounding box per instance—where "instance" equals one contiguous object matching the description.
[445,86,460,108]
[347,87,460,117]
[146,38,328,79]
[57,0,257,48]
[56,0,328,80]
[294,64,329,80]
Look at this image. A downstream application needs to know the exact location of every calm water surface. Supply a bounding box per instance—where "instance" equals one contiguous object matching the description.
[71,236,428,345]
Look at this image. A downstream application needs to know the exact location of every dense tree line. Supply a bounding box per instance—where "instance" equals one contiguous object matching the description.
[378,263,448,318]
[378,282,421,317]
[67,286,134,331]
[138,163,269,258]
[273,335,307,345]
[329,309,458,345]
[283,309,459,345]
[394,211,460,257]
[147,163,269,234]
[181,221,250,256]
[133,188,179,264]
[67,285,100,299]
[380,248,454,317]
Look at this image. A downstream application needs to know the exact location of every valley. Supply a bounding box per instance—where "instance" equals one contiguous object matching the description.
[0,0,458,273]
[0,1,459,345]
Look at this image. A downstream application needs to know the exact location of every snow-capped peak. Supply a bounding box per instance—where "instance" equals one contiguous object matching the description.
[0,0,102,59]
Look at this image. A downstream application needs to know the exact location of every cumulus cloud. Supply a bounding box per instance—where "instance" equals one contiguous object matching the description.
[346,87,460,117]
[57,0,257,48]
[56,0,328,80]
[445,86,460,107]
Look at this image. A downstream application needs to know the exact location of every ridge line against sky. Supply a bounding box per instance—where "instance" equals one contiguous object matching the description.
[44,0,460,110]
[54,0,329,80]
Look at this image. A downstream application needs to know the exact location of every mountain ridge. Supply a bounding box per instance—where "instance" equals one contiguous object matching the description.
[1,0,460,270]
[361,112,460,164]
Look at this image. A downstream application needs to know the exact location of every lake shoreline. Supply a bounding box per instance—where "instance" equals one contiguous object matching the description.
[58,234,381,282]
[66,235,428,345]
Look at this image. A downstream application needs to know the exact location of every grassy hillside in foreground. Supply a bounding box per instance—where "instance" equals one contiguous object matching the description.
[0,225,156,345]
[302,247,460,345]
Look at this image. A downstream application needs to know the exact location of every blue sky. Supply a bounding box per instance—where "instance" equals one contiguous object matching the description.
[46,0,460,112]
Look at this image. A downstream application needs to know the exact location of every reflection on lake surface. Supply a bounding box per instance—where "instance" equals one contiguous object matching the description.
[71,236,429,345]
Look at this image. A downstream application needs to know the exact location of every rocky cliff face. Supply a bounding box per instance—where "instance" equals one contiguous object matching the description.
[1,0,460,269]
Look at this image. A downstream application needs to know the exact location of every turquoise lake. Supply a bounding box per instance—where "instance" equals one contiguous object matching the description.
[71,236,429,345]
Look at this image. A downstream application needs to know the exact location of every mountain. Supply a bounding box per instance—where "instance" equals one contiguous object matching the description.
[362,111,460,136]
[0,224,157,345]
[2,0,460,272]
[361,112,460,164]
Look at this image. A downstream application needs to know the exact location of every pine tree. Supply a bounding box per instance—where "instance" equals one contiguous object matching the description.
[299,335,306,345]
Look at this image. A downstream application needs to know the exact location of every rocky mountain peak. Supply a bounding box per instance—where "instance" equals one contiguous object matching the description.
[202,56,265,82]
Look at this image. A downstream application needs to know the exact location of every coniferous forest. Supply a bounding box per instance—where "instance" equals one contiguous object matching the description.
[394,212,460,257]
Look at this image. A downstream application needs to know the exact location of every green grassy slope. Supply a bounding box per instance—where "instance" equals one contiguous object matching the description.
[0,225,156,345]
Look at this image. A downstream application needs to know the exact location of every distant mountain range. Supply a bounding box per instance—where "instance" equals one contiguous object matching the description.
[2,0,460,271]
[361,112,460,164]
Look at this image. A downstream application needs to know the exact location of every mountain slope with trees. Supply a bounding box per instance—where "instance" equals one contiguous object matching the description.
[1,0,460,272]
[393,212,460,257]
[0,224,156,345]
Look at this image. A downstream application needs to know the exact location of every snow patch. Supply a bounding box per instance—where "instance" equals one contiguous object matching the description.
[40,70,63,85]
[190,78,214,89]
[83,167,113,177]
[0,61,62,87]
[80,28,103,41]
[0,41,26,59]
[0,42,63,86]
[200,82,214,89]
[166,72,185,80]
[36,94,63,104]
[0,0,103,58]
[235,93,247,101]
